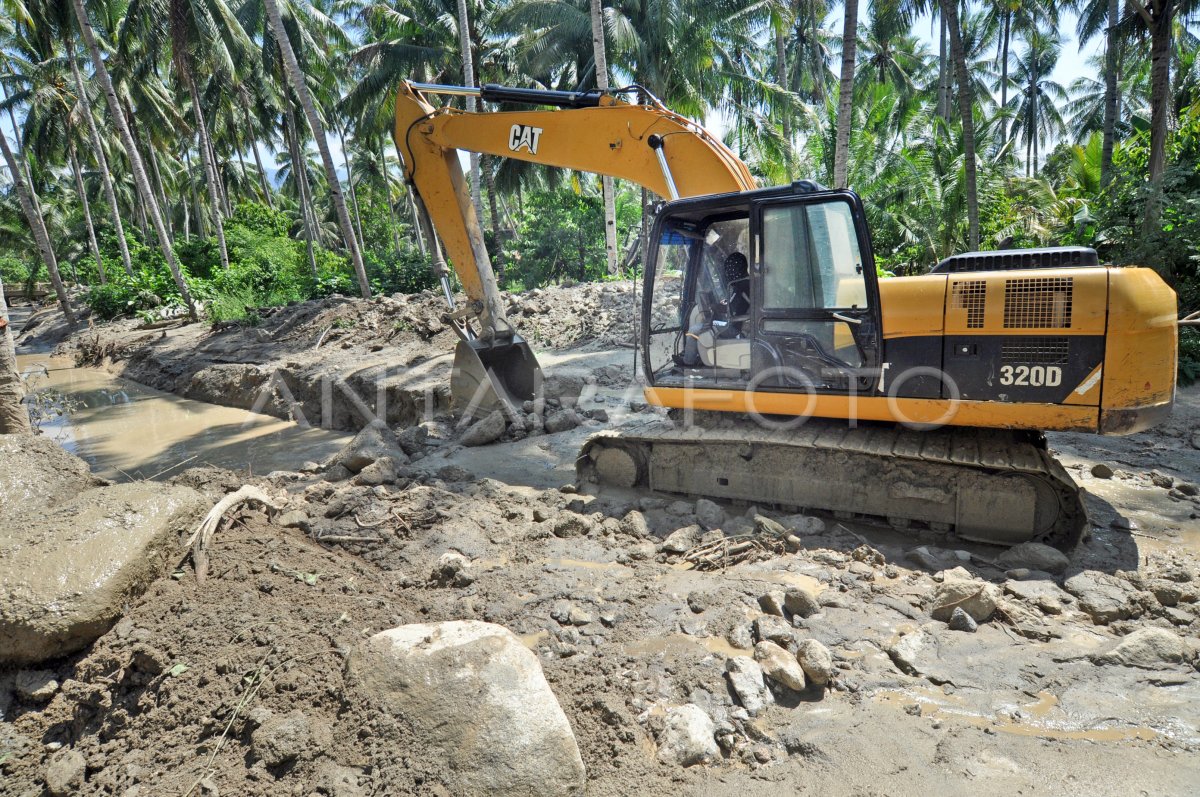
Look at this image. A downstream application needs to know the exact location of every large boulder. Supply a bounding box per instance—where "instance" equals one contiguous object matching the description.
[657,704,719,767]
[348,621,585,796]
[0,481,208,665]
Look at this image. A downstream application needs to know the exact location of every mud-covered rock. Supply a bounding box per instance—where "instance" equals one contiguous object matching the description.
[795,639,834,686]
[252,710,313,766]
[784,588,821,619]
[929,577,999,623]
[543,408,581,434]
[1091,463,1114,479]
[0,482,208,665]
[695,499,725,531]
[348,621,585,795]
[1064,571,1139,624]
[1090,628,1190,669]
[657,704,719,767]
[887,630,932,676]
[995,542,1071,575]
[44,748,85,796]
[460,411,507,447]
[1003,579,1074,615]
[14,669,59,702]
[334,420,408,473]
[948,607,978,632]
[660,525,701,554]
[754,640,807,691]
[725,656,772,715]
[0,434,101,510]
[395,424,429,455]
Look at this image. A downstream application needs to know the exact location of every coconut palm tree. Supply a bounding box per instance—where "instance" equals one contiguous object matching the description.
[0,273,30,434]
[69,0,195,314]
[1007,28,1067,176]
[590,0,618,274]
[260,0,371,297]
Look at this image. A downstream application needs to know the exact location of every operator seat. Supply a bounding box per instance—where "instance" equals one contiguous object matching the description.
[695,252,752,369]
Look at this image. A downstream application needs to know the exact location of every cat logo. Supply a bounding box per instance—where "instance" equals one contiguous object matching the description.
[508,124,544,155]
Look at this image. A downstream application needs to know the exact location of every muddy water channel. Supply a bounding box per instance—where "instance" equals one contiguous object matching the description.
[16,353,349,482]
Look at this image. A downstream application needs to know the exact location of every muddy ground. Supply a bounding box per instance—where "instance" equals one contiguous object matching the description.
[3,286,1200,796]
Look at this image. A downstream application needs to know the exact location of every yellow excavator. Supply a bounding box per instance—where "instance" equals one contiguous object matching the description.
[393,80,1178,550]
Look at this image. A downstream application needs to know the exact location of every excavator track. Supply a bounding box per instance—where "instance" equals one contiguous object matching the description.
[577,415,1087,550]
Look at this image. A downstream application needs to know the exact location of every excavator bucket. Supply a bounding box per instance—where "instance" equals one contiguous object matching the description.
[450,335,543,419]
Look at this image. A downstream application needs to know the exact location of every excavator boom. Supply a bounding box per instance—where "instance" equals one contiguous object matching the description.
[393,81,754,415]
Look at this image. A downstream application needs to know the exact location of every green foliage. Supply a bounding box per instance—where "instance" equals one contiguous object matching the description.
[366,243,437,296]
[501,183,639,289]
[1180,328,1200,387]
[83,264,186,320]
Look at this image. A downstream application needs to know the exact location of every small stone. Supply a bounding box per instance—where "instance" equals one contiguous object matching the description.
[44,748,85,795]
[658,704,719,767]
[251,709,312,766]
[906,546,941,571]
[277,510,309,530]
[783,588,820,619]
[948,607,978,632]
[1111,516,1138,531]
[324,464,353,482]
[660,525,701,554]
[783,514,826,535]
[887,631,931,676]
[695,499,725,531]
[355,456,401,486]
[686,591,714,614]
[430,552,474,588]
[335,421,408,473]
[1177,482,1199,497]
[1091,463,1114,479]
[552,514,595,538]
[752,615,795,648]
[1090,628,1188,669]
[757,591,786,617]
[619,510,650,538]
[794,639,834,686]
[1150,470,1174,489]
[754,515,788,537]
[15,670,59,703]
[1064,571,1138,624]
[396,425,429,456]
[725,656,772,715]
[460,411,508,447]
[543,409,581,434]
[754,641,807,691]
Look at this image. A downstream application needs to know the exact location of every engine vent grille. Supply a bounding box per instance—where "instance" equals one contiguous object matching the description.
[1004,277,1073,328]
[951,280,987,328]
[1000,337,1070,364]
[932,246,1099,273]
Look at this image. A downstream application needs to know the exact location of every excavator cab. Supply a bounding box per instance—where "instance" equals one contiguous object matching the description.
[644,184,882,396]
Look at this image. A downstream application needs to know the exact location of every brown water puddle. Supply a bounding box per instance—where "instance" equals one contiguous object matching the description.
[873,687,1159,742]
[17,354,349,482]
[622,633,750,659]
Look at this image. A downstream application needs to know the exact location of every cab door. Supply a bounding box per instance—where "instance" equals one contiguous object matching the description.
[749,191,882,391]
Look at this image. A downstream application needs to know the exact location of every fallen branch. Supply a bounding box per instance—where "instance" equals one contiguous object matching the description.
[184,486,284,583]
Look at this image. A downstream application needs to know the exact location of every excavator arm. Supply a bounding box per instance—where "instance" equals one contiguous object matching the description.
[392,80,756,416]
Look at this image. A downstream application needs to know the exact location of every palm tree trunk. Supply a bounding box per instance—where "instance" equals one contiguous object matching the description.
[338,124,366,249]
[941,0,979,249]
[937,15,949,120]
[832,0,859,188]
[245,107,274,208]
[1100,0,1119,185]
[71,40,135,276]
[69,145,106,284]
[590,0,619,275]
[184,66,231,270]
[0,128,76,325]
[1000,11,1010,135]
[455,0,485,228]
[263,0,370,297]
[285,107,319,278]
[380,139,403,252]
[0,276,30,434]
[144,132,173,242]
[775,23,793,176]
[1142,1,1171,241]
[184,146,206,236]
[71,0,195,315]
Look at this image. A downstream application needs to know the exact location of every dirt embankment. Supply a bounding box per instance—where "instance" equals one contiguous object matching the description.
[18,281,645,434]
